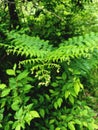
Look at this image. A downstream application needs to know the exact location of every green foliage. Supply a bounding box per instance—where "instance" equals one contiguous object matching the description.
[0,65,40,130]
[0,31,98,87]
[1,0,98,45]
[17,0,98,45]
[0,31,98,129]
[67,3,98,37]
[0,1,98,129]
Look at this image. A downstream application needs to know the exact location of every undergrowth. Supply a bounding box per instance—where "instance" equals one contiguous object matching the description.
[0,31,98,130]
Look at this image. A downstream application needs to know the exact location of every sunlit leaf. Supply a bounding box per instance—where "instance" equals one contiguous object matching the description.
[49,119,55,124]
[15,124,21,130]
[68,122,75,130]
[11,101,20,111]
[65,91,70,99]
[74,82,80,95]
[1,88,11,97]
[6,69,15,76]
[0,124,2,128]
[15,108,23,119]
[16,70,29,81]
[55,127,61,130]
[57,98,63,108]
[0,84,6,89]
[69,95,74,104]
[30,111,40,118]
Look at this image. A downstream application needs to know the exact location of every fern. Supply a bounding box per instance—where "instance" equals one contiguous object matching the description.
[0,31,98,86]
[1,31,98,62]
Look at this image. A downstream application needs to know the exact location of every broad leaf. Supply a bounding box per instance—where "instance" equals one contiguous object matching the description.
[1,88,11,97]
[65,91,70,99]
[74,82,80,95]
[39,109,45,118]
[68,122,75,130]
[0,84,6,89]
[16,70,29,81]
[6,69,15,76]
[30,111,40,118]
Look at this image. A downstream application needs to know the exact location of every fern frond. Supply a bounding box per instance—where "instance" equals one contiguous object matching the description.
[19,58,43,65]
[1,31,98,63]
[8,31,52,51]
[49,32,98,62]
[60,32,98,46]
[47,45,97,62]
[1,31,98,86]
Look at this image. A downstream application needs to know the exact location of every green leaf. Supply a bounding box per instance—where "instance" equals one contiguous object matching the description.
[1,88,11,97]
[54,102,58,109]
[61,115,67,120]
[82,122,88,127]
[49,89,55,93]
[9,78,17,88]
[23,84,33,92]
[39,109,45,118]
[15,124,21,130]
[0,84,6,89]
[68,122,75,130]
[6,69,15,76]
[13,64,17,71]
[65,91,70,99]
[13,121,25,130]
[57,98,63,108]
[66,115,73,122]
[61,126,67,130]
[51,82,58,87]
[69,95,74,104]
[25,110,40,125]
[50,125,55,130]
[16,70,29,81]
[15,107,23,119]
[55,127,61,130]
[81,110,88,116]
[62,72,67,80]
[80,83,84,89]
[0,113,3,121]
[74,119,81,125]
[12,121,18,129]
[92,124,98,129]
[74,82,80,95]
[30,111,40,118]
[25,112,32,125]
[49,119,55,124]
[25,104,33,110]
[0,124,2,128]
[54,98,63,109]
[11,101,20,111]
[88,123,94,130]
